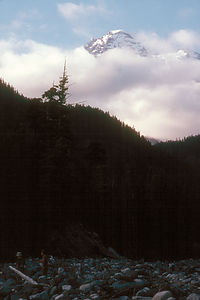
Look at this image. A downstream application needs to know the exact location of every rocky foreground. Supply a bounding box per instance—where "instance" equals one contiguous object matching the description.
[1,257,200,300]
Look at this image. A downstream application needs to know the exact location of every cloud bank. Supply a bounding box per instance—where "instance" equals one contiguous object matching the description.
[1,31,200,140]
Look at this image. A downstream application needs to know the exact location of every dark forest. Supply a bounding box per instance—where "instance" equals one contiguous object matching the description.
[0,79,200,261]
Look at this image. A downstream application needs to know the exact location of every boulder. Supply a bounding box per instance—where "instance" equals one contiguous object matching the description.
[50,286,57,297]
[29,291,49,299]
[58,267,65,274]
[54,294,65,300]
[90,293,101,299]
[132,297,152,300]
[62,284,72,292]
[187,294,200,300]
[133,279,148,288]
[112,281,136,290]
[79,281,95,292]
[38,275,48,284]
[152,291,172,300]
[136,287,151,297]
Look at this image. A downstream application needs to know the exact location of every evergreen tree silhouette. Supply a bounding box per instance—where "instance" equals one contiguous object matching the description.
[42,60,69,105]
[57,60,70,105]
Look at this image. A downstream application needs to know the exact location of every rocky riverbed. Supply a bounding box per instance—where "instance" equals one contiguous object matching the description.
[1,257,200,299]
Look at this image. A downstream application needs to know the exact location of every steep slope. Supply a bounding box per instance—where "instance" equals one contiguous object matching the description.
[0,80,199,261]
[85,30,148,56]
[85,30,200,60]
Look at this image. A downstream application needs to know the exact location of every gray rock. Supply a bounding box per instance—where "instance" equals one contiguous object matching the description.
[187,294,200,300]
[90,293,101,299]
[120,268,138,280]
[38,275,48,283]
[152,291,172,300]
[112,281,136,290]
[132,297,152,300]
[58,267,65,274]
[136,287,151,297]
[54,294,65,300]
[62,284,72,292]
[133,279,148,288]
[50,286,57,297]
[93,279,105,286]
[58,279,69,289]
[79,281,95,292]
[29,290,49,299]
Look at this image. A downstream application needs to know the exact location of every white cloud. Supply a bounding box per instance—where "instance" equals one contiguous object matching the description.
[1,31,200,140]
[136,31,175,54]
[0,38,68,97]
[137,29,200,54]
[57,2,106,21]
[169,30,200,50]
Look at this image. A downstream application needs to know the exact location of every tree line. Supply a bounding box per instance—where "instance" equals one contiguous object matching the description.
[0,73,200,261]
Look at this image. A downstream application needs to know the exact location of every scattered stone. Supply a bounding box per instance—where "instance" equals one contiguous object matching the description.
[62,284,72,292]
[29,290,49,299]
[79,281,95,292]
[50,286,57,297]
[58,267,65,274]
[187,294,200,300]
[152,291,172,300]
[136,287,151,297]
[54,294,65,300]
[2,257,200,299]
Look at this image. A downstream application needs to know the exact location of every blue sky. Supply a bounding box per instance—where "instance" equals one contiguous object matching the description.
[1,0,200,49]
[1,0,200,139]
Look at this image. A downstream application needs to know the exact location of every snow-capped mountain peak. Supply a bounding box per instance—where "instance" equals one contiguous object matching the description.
[85,30,200,61]
[85,30,148,56]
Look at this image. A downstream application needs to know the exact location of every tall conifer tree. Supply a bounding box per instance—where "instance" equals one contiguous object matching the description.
[57,60,69,105]
[42,60,69,105]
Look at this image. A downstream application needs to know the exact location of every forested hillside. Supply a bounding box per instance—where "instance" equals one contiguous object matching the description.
[0,79,199,261]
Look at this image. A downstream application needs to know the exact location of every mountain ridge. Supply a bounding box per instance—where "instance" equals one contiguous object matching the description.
[85,30,200,60]
[85,29,148,56]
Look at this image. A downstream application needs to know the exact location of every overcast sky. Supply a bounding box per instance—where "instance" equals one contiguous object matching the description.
[1,0,200,140]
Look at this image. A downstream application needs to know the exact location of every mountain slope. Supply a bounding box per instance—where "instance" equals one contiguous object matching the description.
[0,80,200,260]
[85,30,148,56]
[85,30,200,60]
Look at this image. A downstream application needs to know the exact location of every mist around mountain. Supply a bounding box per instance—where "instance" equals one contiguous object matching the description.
[84,30,200,60]
[1,79,200,262]
[145,137,161,145]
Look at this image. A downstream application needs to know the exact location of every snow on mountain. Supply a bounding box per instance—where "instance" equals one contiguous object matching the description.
[154,49,200,61]
[84,30,148,56]
[85,30,200,61]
